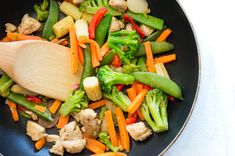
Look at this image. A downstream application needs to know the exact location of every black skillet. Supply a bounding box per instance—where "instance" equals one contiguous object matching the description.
[0,0,199,155]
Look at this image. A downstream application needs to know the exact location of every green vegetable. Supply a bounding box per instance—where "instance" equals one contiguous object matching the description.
[132,72,183,100]
[79,0,121,16]
[34,0,49,22]
[99,106,107,120]
[134,41,174,57]
[42,0,59,40]
[98,132,121,152]
[0,73,14,95]
[103,86,131,112]
[100,50,116,66]
[127,11,164,30]
[95,13,113,46]
[137,57,147,72]
[143,26,167,42]
[130,58,138,65]
[59,89,88,117]
[79,44,95,90]
[97,65,135,93]
[140,89,168,132]
[7,92,53,121]
[107,30,140,64]
[19,111,31,119]
[122,64,140,74]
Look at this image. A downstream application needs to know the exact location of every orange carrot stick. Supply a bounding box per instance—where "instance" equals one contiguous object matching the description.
[88,99,107,109]
[126,88,137,101]
[77,45,84,65]
[69,25,79,74]
[154,54,176,64]
[136,83,144,94]
[34,105,47,113]
[144,41,155,73]
[86,137,106,151]
[115,107,130,152]
[131,81,139,92]
[105,110,118,147]
[7,33,42,41]
[137,109,145,121]
[127,88,148,114]
[57,115,69,129]
[35,137,46,150]
[85,141,105,154]
[1,37,11,42]
[60,40,69,46]
[101,42,110,57]
[91,152,127,156]
[49,99,62,114]
[117,134,124,151]
[6,100,19,122]
[91,44,101,67]
[156,28,172,42]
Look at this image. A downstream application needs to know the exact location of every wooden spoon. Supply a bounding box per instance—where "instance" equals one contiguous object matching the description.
[0,40,83,101]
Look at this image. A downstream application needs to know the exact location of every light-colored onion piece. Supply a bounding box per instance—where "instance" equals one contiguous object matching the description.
[127,0,149,13]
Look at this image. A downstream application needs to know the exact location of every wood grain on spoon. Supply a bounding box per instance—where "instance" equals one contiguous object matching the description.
[0,40,83,101]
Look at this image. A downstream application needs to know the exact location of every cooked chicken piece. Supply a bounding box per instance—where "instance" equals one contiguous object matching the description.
[140,24,154,37]
[62,139,86,154]
[25,110,38,120]
[49,141,64,156]
[46,134,60,143]
[26,121,46,141]
[109,0,128,12]
[18,14,41,35]
[5,23,16,33]
[60,121,83,140]
[75,109,97,124]
[109,17,124,32]
[100,118,108,133]
[125,23,133,31]
[126,122,152,141]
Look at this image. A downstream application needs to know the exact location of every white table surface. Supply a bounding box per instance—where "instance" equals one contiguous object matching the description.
[164,0,235,155]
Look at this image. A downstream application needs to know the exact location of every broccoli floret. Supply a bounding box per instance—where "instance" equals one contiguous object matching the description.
[103,86,131,112]
[97,65,134,93]
[33,4,49,22]
[122,63,140,74]
[140,88,168,133]
[107,30,140,64]
[40,0,49,11]
[98,132,121,152]
[79,0,104,14]
[59,89,88,117]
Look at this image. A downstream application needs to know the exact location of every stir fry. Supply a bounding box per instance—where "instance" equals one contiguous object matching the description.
[0,0,182,155]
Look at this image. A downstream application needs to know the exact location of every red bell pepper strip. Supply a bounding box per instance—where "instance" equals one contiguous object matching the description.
[126,112,138,125]
[88,7,108,39]
[116,84,124,91]
[111,54,121,67]
[123,14,145,38]
[26,96,43,104]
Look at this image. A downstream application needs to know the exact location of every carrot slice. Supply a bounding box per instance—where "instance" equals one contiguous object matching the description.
[136,83,144,94]
[86,141,105,154]
[69,25,79,74]
[35,137,46,150]
[6,100,19,122]
[126,88,137,101]
[88,99,107,109]
[117,134,124,151]
[91,43,101,67]
[101,42,110,57]
[105,110,118,147]
[57,115,69,129]
[77,45,84,65]
[7,33,42,41]
[86,137,106,151]
[156,28,172,42]
[127,88,148,114]
[49,99,62,114]
[154,54,176,64]
[144,41,155,73]
[137,109,145,121]
[115,107,130,152]
[91,152,127,156]
[34,105,47,113]
[1,37,11,42]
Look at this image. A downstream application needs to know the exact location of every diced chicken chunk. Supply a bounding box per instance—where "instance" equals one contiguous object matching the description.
[109,0,128,12]
[26,121,46,141]
[46,134,60,143]
[18,14,41,35]
[49,141,64,156]
[126,122,152,141]
[140,24,154,37]
[125,23,133,31]
[100,118,108,133]
[109,17,124,32]
[60,121,83,140]
[5,23,16,33]
[62,139,86,154]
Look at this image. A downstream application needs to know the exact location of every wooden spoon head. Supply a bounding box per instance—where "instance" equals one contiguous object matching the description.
[12,41,83,101]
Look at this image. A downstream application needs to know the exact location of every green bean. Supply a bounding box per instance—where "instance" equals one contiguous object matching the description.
[137,57,147,72]
[132,72,183,100]
[95,13,113,46]
[143,26,167,42]
[100,50,116,66]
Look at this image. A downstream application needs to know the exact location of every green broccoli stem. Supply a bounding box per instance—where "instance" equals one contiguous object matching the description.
[160,96,168,130]
[98,132,120,152]
[0,74,14,94]
[99,106,107,120]
[40,0,49,11]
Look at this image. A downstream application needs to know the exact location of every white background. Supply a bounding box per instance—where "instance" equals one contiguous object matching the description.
[164,0,235,155]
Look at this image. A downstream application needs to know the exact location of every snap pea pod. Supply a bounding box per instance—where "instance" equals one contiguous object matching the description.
[78,44,95,90]
[7,92,53,121]
[134,41,174,57]
[95,13,113,46]
[132,72,183,100]
[100,50,116,66]
[42,0,59,40]
[137,57,147,72]
[143,26,167,42]
[127,11,164,30]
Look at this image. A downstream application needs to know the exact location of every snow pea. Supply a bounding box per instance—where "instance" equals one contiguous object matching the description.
[42,0,59,40]
[132,72,183,100]
[95,13,113,46]
[143,26,167,42]
[100,50,116,66]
